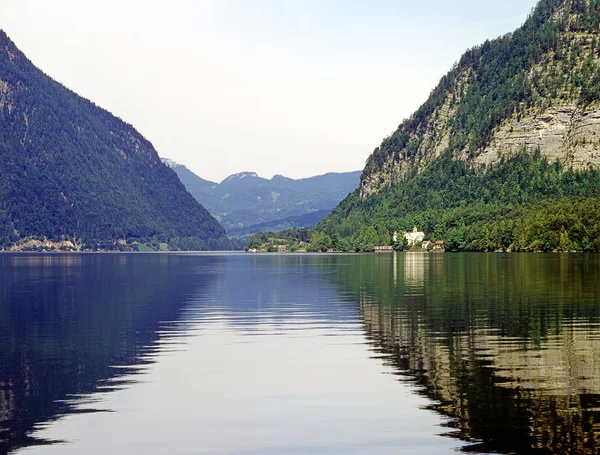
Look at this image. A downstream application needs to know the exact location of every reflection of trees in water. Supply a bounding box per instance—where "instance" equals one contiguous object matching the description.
[0,253,217,454]
[334,253,600,454]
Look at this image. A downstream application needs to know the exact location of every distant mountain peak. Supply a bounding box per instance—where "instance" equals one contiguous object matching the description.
[221,172,260,183]
[168,164,361,233]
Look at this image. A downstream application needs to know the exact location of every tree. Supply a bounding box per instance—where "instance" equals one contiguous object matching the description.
[308,232,332,252]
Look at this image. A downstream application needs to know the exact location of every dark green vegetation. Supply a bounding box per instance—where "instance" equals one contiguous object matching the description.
[244,226,349,252]
[164,159,360,235]
[244,227,312,252]
[0,31,230,250]
[316,0,600,252]
[319,152,600,251]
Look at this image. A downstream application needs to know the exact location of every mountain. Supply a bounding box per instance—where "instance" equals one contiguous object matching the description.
[162,158,217,195]
[163,159,360,234]
[0,31,230,251]
[225,210,330,237]
[316,0,600,252]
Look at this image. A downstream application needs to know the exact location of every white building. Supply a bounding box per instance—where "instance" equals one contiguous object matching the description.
[404,226,425,246]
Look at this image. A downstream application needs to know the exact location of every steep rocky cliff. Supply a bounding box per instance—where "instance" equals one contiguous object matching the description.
[360,0,600,198]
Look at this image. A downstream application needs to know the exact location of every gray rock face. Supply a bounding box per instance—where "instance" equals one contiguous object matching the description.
[356,3,600,200]
[359,102,600,199]
[473,104,600,169]
[359,70,471,199]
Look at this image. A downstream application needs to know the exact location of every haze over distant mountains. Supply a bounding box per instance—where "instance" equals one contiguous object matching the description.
[0,30,230,250]
[162,159,360,235]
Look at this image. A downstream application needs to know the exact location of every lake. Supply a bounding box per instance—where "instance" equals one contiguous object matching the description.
[1,252,600,454]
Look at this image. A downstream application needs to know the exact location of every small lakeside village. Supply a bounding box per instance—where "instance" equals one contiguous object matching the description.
[245,226,446,253]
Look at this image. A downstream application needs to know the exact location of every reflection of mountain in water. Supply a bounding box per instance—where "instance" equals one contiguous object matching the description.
[0,253,218,454]
[6,252,600,455]
[174,254,362,331]
[331,253,600,455]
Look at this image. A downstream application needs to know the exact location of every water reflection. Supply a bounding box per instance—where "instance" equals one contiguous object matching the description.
[338,253,600,454]
[177,254,360,332]
[10,254,457,455]
[403,252,428,288]
[4,253,600,455]
[0,253,217,454]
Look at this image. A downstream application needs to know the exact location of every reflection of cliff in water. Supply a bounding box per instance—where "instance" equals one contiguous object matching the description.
[335,253,600,454]
[0,253,217,454]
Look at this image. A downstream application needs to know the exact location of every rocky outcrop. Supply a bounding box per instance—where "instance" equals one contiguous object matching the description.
[0,79,14,113]
[359,70,471,198]
[8,237,82,251]
[360,102,600,199]
[472,104,600,169]
[360,99,600,198]
[357,0,600,199]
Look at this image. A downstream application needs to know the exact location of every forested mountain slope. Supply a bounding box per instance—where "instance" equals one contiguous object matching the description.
[0,31,230,250]
[316,0,600,252]
[163,159,360,234]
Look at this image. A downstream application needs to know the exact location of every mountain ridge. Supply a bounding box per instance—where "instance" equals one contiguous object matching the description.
[316,0,600,252]
[0,30,230,250]
[162,158,360,233]
[359,0,600,198]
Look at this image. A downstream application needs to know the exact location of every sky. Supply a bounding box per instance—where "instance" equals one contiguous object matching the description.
[1,0,538,183]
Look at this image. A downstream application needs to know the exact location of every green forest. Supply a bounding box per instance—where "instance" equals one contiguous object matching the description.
[314,151,600,252]
[306,0,600,254]
[0,31,231,251]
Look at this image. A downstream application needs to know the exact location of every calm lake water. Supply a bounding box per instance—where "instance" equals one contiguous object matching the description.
[1,252,600,454]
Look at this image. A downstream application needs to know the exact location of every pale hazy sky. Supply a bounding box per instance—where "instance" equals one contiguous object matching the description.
[2,0,537,182]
